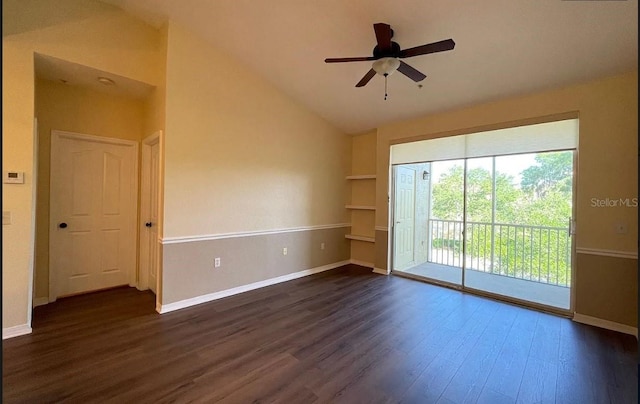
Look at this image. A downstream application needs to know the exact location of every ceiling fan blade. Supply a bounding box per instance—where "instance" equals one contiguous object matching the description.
[397,61,426,82]
[355,69,377,87]
[399,38,455,58]
[373,23,393,52]
[325,56,376,63]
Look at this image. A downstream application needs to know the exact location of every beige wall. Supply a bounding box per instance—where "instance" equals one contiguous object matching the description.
[163,23,349,238]
[351,131,377,175]
[160,22,349,304]
[373,70,638,326]
[575,254,637,327]
[2,0,162,330]
[33,78,147,301]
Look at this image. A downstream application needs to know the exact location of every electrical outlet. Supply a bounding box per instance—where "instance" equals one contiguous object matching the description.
[283,247,287,256]
[320,242,325,250]
[214,257,221,267]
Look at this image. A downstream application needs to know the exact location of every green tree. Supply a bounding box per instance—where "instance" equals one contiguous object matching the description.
[521,151,573,199]
[428,151,574,286]
[431,165,521,223]
[431,165,464,221]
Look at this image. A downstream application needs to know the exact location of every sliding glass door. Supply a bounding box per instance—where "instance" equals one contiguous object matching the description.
[390,119,578,311]
[463,151,573,309]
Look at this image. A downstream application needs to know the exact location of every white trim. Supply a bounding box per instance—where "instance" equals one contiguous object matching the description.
[375,226,388,232]
[346,175,376,180]
[52,129,138,147]
[27,117,38,331]
[3,324,32,340]
[372,267,390,275]
[350,259,374,268]
[573,313,638,338]
[139,131,162,293]
[161,223,351,245]
[158,260,350,313]
[33,297,49,307]
[576,247,638,260]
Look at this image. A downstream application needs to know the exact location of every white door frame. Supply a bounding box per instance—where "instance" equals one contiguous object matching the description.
[49,130,139,301]
[138,131,162,292]
[27,118,39,325]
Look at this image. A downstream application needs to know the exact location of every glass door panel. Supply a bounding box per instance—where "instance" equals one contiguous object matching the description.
[462,157,494,287]
[463,152,573,309]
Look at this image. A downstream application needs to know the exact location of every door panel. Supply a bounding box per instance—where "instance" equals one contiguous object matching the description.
[148,141,159,293]
[140,134,160,294]
[394,166,416,270]
[102,152,122,215]
[50,132,137,299]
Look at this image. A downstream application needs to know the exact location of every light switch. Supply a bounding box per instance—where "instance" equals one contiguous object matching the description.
[3,211,11,225]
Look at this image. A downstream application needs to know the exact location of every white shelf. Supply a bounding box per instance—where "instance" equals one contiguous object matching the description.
[345,205,376,210]
[345,234,375,243]
[345,174,376,180]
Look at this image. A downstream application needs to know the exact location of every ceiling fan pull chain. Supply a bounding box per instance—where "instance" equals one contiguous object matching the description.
[384,74,388,100]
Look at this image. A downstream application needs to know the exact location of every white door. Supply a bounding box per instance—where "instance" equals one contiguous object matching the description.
[394,166,416,270]
[139,132,161,293]
[50,131,138,300]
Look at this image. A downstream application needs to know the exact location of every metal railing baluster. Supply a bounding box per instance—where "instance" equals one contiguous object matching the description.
[426,219,570,287]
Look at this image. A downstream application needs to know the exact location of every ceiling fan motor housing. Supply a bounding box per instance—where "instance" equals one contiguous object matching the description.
[373,42,401,59]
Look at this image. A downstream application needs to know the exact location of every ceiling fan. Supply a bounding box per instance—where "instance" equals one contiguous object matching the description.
[325,23,455,98]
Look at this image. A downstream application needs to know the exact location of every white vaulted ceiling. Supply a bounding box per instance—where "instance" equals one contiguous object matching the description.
[101,0,638,134]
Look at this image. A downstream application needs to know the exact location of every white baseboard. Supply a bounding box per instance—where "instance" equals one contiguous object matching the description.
[573,313,638,338]
[158,260,350,314]
[372,267,389,275]
[350,259,374,268]
[3,324,32,340]
[33,297,49,307]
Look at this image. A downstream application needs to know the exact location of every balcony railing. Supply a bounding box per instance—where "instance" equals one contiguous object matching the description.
[428,219,571,287]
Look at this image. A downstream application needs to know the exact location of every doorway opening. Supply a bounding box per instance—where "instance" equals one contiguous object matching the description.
[32,53,161,315]
[390,119,577,311]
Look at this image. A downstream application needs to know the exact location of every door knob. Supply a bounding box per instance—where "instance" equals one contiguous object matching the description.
[145,222,152,227]
[59,222,68,229]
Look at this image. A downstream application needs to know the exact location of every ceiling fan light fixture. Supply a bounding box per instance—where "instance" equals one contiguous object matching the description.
[372,57,400,76]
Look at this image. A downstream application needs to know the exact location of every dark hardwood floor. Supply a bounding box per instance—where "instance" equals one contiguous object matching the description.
[3,265,638,403]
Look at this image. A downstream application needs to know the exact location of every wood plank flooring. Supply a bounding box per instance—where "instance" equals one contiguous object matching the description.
[3,265,638,403]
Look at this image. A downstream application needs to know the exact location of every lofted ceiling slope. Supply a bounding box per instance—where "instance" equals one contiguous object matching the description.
[101,0,637,134]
